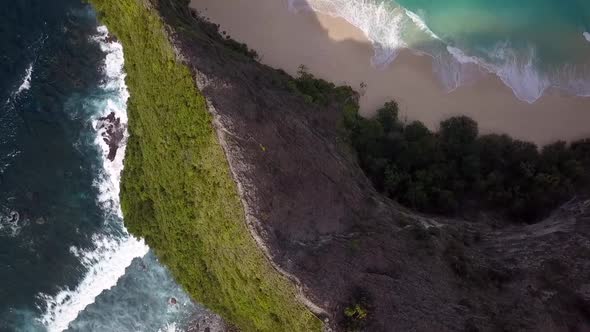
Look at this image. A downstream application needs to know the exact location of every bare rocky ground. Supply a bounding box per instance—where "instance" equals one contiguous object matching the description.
[186,311,234,332]
[153,1,590,330]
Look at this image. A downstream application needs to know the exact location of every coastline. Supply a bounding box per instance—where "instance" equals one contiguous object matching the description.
[190,0,590,146]
[88,0,322,330]
[86,0,590,330]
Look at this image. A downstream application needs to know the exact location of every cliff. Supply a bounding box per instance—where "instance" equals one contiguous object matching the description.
[155,1,590,331]
[97,0,590,330]
[89,0,320,330]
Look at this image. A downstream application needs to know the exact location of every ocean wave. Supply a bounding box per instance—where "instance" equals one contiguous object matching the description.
[289,0,590,103]
[289,0,407,65]
[403,8,440,41]
[445,42,590,103]
[36,25,149,331]
[444,44,551,103]
[38,234,149,332]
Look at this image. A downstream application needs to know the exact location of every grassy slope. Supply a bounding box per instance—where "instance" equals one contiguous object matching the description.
[88,0,321,330]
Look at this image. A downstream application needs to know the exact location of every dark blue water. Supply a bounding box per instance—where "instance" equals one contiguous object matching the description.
[0,1,201,331]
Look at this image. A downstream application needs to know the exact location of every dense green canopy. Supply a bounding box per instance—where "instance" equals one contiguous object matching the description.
[343,101,590,222]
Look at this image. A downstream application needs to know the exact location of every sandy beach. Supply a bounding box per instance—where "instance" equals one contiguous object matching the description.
[190,0,590,145]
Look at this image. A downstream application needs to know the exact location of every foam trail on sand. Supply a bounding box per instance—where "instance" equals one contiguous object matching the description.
[445,44,550,103]
[447,46,479,65]
[37,25,149,332]
[584,32,590,43]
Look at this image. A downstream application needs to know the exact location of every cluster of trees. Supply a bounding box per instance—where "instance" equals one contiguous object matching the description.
[343,101,590,222]
[189,8,259,60]
[289,65,356,106]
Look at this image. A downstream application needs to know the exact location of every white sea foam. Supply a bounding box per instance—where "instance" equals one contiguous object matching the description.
[403,9,440,41]
[487,44,550,103]
[446,43,550,103]
[447,46,479,65]
[584,32,590,43]
[551,63,590,98]
[0,210,24,237]
[38,234,149,332]
[37,25,149,331]
[15,63,33,96]
[433,46,485,92]
[158,322,179,332]
[92,25,130,218]
[289,0,407,66]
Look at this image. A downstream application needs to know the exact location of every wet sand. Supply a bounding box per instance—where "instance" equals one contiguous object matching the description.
[190,0,590,145]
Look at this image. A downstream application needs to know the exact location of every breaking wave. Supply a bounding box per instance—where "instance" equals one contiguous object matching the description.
[38,235,149,332]
[289,0,408,65]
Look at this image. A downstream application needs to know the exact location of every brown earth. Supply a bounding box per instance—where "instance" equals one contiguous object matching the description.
[154,1,590,331]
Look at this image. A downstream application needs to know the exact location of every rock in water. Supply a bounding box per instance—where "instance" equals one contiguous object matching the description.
[96,112,125,161]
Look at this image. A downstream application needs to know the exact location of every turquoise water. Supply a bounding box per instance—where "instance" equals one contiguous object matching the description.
[397,0,590,100]
[291,0,590,102]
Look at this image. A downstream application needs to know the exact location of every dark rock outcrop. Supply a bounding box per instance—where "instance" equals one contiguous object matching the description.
[95,111,124,161]
[153,1,590,330]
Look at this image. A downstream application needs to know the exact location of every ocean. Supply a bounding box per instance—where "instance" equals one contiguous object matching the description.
[0,1,202,331]
[290,0,590,103]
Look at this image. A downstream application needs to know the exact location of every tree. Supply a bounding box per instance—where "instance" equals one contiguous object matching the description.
[343,99,589,223]
[376,101,400,133]
[404,121,430,141]
[440,116,479,146]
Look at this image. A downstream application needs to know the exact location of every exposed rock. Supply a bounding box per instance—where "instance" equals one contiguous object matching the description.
[8,211,19,224]
[95,111,125,161]
[186,311,233,332]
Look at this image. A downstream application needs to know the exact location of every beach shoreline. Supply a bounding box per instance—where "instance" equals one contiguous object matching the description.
[190,0,590,145]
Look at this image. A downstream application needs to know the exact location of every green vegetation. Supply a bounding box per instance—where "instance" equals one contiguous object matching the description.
[344,304,368,321]
[88,0,321,330]
[342,291,372,331]
[285,67,590,223]
[343,101,590,222]
[187,8,259,59]
[290,65,356,106]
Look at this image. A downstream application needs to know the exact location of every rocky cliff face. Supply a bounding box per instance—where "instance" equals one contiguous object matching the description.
[154,1,590,330]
